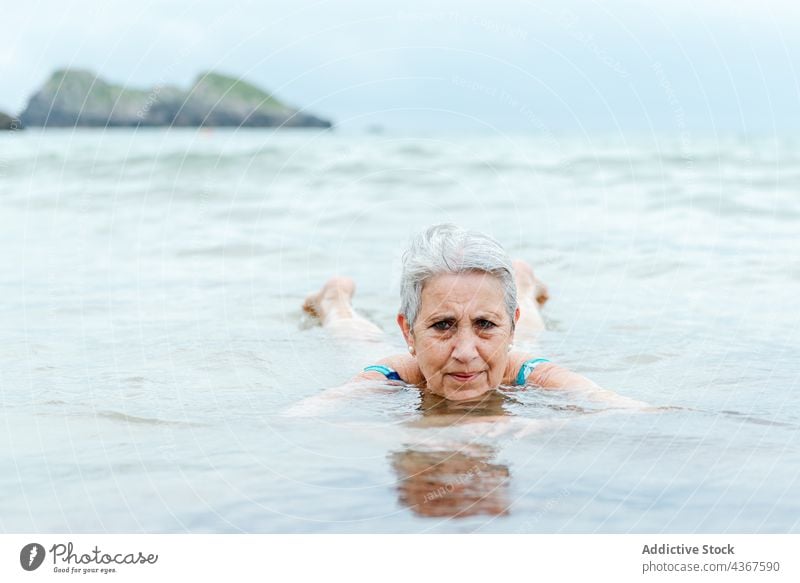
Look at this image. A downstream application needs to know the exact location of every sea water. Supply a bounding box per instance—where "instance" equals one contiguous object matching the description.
[1,128,798,532]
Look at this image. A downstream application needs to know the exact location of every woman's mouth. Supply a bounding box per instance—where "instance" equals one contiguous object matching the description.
[449,372,480,383]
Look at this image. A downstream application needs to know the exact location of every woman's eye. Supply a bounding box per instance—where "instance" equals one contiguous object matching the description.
[476,319,496,330]
[433,320,453,331]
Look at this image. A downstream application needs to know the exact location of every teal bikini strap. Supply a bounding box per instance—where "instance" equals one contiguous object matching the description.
[363,365,403,381]
[516,358,551,386]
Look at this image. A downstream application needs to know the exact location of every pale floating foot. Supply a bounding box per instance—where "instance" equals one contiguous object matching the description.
[302,276,356,320]
[512,260,549,307]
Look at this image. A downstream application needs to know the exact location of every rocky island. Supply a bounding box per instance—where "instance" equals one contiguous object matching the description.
[19,69,332,128]
[0,111,21,130]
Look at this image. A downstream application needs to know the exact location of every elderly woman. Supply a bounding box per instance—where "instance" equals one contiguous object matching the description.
[301,224,635,406]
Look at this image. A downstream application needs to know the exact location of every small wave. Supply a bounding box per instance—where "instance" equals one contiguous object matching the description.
[719,410,797,429]
[621,354,665,365]
[176,242,272,257]
[93,410,205,427]
[390,144,436,158]
[122,376,147,384]
[41,399,70,406]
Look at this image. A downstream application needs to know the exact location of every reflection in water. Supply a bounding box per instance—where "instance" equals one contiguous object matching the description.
[390,389,515,518]
[390,445,510,518]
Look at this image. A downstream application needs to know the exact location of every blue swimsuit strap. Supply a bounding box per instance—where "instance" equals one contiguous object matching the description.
[516,358,551,386]
[363,365,403,382]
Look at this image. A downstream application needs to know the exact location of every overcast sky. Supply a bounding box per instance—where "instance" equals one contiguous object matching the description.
[3,0,799,132]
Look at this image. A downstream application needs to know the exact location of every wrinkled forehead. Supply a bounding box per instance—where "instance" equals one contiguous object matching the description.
[418,272,507,316]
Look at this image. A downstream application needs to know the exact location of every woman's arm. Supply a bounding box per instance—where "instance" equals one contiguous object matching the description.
[282,354,417,417]
[526,361,648,408]
[282,379,385,417]
[530,362,599,391]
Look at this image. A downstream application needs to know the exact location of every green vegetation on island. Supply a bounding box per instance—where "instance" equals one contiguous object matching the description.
[19,69,332,128]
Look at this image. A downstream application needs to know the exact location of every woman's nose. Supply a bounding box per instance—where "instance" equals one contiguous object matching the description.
[451,328,480,361]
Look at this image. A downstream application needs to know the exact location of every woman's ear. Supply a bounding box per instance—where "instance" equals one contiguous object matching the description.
[397,314,413,347]
[510,307,521,342]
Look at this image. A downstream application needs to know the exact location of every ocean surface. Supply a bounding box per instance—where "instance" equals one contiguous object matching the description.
[1,128,799,533]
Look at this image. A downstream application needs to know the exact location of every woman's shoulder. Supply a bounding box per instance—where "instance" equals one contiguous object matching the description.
[379,353,424,385]
[505,351,553,386]
[363,353,424,385]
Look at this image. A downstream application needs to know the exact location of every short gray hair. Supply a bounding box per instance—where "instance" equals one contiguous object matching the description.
[399,224,518,332]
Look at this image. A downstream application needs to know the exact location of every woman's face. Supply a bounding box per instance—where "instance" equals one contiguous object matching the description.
[398,271,519,401]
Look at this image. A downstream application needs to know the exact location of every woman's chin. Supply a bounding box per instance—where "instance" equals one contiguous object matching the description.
[430,383,495,402]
